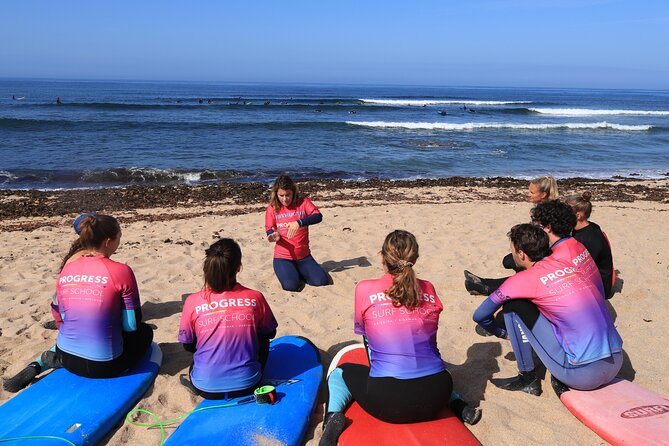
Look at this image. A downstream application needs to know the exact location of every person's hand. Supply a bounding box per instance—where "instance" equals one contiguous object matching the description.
[286,221,300,238]
[267,232,280,243]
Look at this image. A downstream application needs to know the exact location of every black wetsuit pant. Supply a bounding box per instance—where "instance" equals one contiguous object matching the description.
[57,322,153,378]
[185,333,272,400]
[340,363,453,424]
[480,253,523,291]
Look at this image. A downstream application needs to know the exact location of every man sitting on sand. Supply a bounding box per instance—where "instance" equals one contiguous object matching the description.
[472,200,623,396]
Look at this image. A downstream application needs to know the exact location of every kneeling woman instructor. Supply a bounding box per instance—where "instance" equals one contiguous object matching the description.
[265,175,329,291]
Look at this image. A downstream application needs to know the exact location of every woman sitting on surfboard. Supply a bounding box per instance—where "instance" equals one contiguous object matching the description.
[43,213,102,330]
[464,175,558,295]
[178,238,278,399]
[473,201,622,396]
[265,175,330,291]
[320,230,480,446]
[4,214,154,392]
[564,191,615,299]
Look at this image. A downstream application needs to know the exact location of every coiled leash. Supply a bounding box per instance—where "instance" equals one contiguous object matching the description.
[126,385,278,445]
[254,385,277,404]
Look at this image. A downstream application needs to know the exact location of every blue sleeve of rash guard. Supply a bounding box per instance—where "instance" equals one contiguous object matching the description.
[473,297,507,338]
[298,213,322,227]
[122,308,141,332]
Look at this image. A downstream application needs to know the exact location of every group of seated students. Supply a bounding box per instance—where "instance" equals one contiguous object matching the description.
[2,175,622,446]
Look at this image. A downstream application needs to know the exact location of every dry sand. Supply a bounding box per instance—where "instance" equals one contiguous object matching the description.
[1,180,668,445]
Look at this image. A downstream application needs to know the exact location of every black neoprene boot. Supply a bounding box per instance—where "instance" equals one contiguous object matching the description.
[449,398,482,425]
[3,361,41,393]
[491,370,542,396]
[42,320,58,330]
[550,375,570,397]
[464,270,491,295]
[319,411,346,446]
[41,350,62,369]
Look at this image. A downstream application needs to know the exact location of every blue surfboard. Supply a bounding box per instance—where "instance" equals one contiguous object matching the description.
[164,336,322,446]
[0,343,162,445]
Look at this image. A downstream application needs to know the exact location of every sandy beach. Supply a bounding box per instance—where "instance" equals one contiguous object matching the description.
[1,178,668,445]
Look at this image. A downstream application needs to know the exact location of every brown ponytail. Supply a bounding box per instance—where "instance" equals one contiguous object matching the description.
[59,214,120,270]
[59,239,83,272]
[77,214,120,250]
[381,230,422,310]
[203,238,242,294]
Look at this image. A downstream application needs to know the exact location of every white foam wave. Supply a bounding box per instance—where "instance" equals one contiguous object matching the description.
[359,99,531,106]
[346,121,652,131]
[530,108,669,116]
[179,172,203,184]
[0,170,18,179]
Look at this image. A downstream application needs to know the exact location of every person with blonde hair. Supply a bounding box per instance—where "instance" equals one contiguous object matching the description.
[464,175,558,295]
[320,230,479,446]
[473,202,622,396]
[564,191,615,299]
[528,176,558,203]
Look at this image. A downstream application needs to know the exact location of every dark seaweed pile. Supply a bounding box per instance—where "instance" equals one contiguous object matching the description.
[2,177,667,231]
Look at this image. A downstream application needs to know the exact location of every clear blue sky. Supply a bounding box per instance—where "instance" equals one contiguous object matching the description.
[2,0,668,89]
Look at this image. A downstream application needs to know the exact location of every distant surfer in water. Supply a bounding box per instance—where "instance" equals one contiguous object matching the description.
[178,238,278,399]
[320,230,481,446]
[265,175,330,291]
[56,97,62,105]
[3,214,153,392]
[472,203,623,396]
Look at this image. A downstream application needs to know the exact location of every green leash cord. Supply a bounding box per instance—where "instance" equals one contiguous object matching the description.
[125,384,277,446]
[0,436,76,445]
[0,387,277,445]
[125,399,253,446]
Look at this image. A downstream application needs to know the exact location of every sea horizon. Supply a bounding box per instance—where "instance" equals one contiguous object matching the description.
[2,79,669,190]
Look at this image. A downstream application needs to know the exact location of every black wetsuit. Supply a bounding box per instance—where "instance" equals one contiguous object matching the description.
[573,222,614,299]
[339,363,453,424]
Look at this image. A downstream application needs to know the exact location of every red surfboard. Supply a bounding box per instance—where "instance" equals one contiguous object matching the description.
[560,377,669,445]
[329,344,480,446]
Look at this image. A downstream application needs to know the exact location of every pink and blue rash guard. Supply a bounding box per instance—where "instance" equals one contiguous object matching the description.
[265,197,320,260]
[490,237,622,366]
[354,274,446,379]
[178,283,278,393]
[56,256,141,361]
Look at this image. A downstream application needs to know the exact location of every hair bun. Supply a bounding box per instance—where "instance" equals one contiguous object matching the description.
[581,191,592,201]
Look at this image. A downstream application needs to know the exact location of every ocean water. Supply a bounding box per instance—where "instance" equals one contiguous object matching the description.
[1,79,668,190]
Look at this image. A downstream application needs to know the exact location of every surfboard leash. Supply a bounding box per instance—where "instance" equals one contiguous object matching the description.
[0,435,76,445]
[126,385,277,445]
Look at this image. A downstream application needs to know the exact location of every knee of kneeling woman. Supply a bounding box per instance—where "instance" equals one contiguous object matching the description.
[280,279,302,292]
[308,272,331,287]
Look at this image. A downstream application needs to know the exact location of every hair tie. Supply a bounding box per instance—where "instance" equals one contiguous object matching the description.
[397,260,414,270]
[73,213,96,235]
